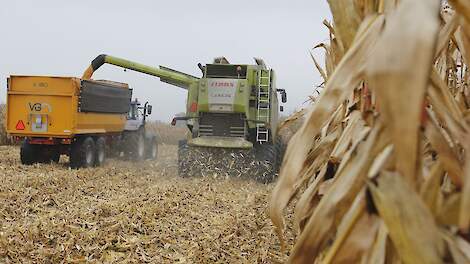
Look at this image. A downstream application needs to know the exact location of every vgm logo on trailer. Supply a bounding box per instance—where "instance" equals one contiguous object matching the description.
[28,102,52,112]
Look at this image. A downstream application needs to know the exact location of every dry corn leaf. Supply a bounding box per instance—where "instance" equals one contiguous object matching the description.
[441,230,470,264]
[365,0,441,187]
[362,223,388,264]
[420,160,444,216]
[270,15,385,245]
[287,123,388,263]
[327,0,362,51]
[270,1,470,262]
[425,110,463,187]
[449,0,470,23]
[368,171,445,263]
[322,190,379,264]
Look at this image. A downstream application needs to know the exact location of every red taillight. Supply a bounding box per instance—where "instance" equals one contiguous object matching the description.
[15,120,25,130]
[61,138,72,144]
[190,102,198,112]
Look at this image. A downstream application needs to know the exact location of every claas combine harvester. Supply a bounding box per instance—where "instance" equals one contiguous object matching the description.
[83,55,287,182]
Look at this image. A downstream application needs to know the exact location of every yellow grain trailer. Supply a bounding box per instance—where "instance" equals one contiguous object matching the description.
[6,75,132,168]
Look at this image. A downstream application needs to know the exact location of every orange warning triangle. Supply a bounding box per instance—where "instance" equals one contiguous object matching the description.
[16,120,25,130]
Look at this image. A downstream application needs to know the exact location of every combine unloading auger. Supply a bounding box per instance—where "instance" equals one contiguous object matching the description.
[82,54,199,89]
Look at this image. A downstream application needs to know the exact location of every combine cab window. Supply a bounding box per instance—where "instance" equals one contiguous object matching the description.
[205,64,247,79]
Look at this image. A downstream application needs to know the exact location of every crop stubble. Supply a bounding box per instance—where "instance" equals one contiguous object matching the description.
[0,145,293,263]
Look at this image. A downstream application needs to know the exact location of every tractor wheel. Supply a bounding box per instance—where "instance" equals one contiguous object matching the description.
[95,137,106,167]
[125,131,145,161]
[145,137,158,160]
[70,137,96,169]
[20,140,38,165]
[177,140,190,178]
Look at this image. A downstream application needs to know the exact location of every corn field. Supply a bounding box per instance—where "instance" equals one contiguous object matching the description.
[0,104,10,145]
[146,121,187,145]
[270,0,470,263]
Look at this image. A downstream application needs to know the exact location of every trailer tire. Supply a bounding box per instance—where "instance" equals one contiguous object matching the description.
[145,137,158,160]
[20,140,38,165]
[70,137,96,169]
[126,131,145,161]
[95,137,106,166]
[47,147,60,163]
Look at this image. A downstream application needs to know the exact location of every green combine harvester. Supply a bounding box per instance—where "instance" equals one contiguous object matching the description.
[83,55,287,182]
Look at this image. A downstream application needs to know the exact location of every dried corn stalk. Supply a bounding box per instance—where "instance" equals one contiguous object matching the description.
[270,0,470,263]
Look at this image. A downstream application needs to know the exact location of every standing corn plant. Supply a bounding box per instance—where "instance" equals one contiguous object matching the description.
[270,0,470,263]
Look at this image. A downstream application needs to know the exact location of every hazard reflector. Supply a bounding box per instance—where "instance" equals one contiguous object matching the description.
[16,120,25,130]
[190,102,198,112]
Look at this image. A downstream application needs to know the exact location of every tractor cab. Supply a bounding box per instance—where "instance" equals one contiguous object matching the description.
[125,99,152,131]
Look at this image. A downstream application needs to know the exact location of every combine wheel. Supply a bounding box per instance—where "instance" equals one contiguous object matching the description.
[254,143,278,183]
[254,138,285,183]
[177,140,190,177]
[126,131,145,161]
[145,137,158,160]
[70,137,96,169]
[95,137,106,166]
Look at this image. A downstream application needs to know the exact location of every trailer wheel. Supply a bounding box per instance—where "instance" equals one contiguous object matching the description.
[95,137,106,166]
[70,137,96,169]
[146,137,158,160]
[44,147,60,163]
[20,140,38,165]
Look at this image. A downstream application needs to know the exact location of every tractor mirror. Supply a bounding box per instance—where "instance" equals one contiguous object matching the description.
[171,117,177,126]
[147,105,153,115]
[280,106,284,112]
[281,91,287,103]
[277,89,287,103]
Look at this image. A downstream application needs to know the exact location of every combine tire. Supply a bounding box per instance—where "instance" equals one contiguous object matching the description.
[95,137,106,166]
[145,137,158,160]
[125,131,145,161]
[20,140,38,165]
[254,143,277,183]
[177,140,190,177]
[70,137,96,169]
[254,138,285,183]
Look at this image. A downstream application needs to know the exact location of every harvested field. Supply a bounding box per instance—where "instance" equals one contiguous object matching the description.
[0,145,294,263]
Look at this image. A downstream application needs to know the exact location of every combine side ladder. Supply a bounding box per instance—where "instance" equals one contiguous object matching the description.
[256,69,271,143]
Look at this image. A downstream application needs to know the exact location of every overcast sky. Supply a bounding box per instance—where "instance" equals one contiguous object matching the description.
[0,0,331,121]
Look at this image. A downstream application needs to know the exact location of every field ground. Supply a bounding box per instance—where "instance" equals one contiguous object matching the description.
[0,145,294,263]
